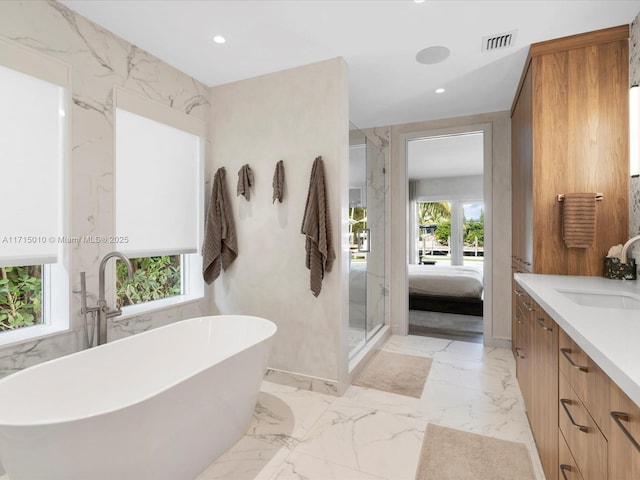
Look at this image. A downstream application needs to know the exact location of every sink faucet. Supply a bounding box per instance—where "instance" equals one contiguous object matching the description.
[621,235,640,264]
[97,251,134,345]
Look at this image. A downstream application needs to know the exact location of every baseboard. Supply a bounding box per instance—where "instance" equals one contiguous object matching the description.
[264,368,339,396]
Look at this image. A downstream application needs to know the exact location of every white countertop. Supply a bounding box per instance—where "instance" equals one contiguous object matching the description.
[514,273,640,408]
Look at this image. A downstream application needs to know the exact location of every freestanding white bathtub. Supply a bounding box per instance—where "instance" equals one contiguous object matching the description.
[0,315,276,480]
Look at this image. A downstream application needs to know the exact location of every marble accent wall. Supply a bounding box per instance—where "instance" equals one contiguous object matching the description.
[362,127,391,335]
[0,1,210,376]
[630,12,640,240]
[209,58,350,394]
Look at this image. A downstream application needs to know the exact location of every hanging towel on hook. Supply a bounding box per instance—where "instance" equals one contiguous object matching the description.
[272,160,285,203]
[301,156,335,297]
[562,192,597,248]
[237,164,254,201]
[202,167,237,284]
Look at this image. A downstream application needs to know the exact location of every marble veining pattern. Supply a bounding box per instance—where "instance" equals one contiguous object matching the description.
[195,335,545,480]
[631,176,640,237]
[0,0,210,377]
[631,14,640,88]
[629,13,640,267]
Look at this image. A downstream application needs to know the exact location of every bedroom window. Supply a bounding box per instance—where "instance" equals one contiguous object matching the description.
[416,201,451,266]
[415,200,484,270]
[462,202,484,268]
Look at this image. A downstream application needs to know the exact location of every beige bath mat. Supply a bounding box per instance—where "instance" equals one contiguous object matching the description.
[415,424,536,480]
[353,350,432,398]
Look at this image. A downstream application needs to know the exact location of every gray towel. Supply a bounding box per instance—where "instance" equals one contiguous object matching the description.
[202,167,237,284]
[272,160,285,203]
[301,156,335,297]
[237,164,254,201]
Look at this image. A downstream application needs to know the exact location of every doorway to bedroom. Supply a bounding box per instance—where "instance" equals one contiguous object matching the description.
[407,132,484,343]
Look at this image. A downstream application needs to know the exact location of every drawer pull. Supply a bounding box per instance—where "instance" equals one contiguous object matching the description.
[536,317,552,331]
[560,348,588,372]
[514,289,524,297]
[610,411,640,453]
[560,464,572,480]
[523,302,533,312]
[514,347,525,359]
[560,398,589,433]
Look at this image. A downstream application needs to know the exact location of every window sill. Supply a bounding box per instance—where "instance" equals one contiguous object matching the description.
[0,323,70,350]
[117,294,204,320]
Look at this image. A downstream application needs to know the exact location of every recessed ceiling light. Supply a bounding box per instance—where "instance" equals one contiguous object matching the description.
[435,88,445,94]
[213,35,226,44]
[414,0,426,3]
[416,46,450,65]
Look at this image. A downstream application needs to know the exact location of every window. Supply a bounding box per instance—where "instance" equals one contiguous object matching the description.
[415,200,484,269]
[0,38,70,345]
[116,255,181,308]
[113,87,205,314]
[462,202,484,267]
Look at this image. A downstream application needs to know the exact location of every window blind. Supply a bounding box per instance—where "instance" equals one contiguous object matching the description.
[0,40,68,268]
[114,98,203,258]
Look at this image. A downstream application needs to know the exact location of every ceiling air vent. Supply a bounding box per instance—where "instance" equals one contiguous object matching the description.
[482,30,517,52]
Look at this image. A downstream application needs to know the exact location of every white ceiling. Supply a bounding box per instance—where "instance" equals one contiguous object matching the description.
[60,0,640,129]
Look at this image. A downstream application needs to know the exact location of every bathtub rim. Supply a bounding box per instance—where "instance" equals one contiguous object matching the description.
[0,315,276,427]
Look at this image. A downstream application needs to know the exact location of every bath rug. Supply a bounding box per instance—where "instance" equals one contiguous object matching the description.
[415,424,536,480]
[353,350,432,398]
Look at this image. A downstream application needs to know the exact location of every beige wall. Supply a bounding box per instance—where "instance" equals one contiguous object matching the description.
[389,112,512,346]
[209,58,350,393]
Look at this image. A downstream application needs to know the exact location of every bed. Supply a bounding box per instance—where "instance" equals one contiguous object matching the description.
[408,264,484,316]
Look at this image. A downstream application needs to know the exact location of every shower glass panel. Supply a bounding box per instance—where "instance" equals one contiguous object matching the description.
[349,123,386,358]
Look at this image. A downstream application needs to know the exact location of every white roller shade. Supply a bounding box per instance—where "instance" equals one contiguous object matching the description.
[115,107,202,257]
[0,64,65,268]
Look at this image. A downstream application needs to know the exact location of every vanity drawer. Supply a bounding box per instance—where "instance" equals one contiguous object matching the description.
[558,328,610,438]
[608,381,640,479]
[515,289,534,322]
[559,372,607,480]
[559,429,584,480]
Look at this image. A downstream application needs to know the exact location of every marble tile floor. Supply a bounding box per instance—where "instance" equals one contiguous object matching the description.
[197,334,545,480]
[0,335,544,480]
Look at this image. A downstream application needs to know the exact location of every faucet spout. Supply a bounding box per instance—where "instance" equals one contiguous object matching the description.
[621,235,640,264]
[97,251,134,345]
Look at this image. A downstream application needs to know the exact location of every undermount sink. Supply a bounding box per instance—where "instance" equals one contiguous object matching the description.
[558,289,640,310]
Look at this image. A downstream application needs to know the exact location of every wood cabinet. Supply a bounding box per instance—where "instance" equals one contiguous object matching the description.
[515,289,640,480]
[511,25,629,277]
[531,308,558,480]
[558,329,611,438]
[511,24,630,480]
[559,430,584,480]
[512,294,558,480]
[608,381,640,479]
[558,371,608,480]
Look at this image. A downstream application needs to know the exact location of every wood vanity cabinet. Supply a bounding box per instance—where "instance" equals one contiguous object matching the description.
[510,25,629,278]
[557,328,609,480]
[609,381,640,479]
[511,24,630,480]
[512,294,558,480]
[517,303,640,480]
[531,307,558,480]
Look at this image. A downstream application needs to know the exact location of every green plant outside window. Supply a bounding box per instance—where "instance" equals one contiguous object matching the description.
[0,265,42,331]
[116,256,181,308]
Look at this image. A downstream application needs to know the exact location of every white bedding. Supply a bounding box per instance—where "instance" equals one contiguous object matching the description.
[408,264,483,299]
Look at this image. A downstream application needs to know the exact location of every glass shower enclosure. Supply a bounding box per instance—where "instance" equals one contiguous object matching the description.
[349,123,386,358]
